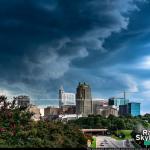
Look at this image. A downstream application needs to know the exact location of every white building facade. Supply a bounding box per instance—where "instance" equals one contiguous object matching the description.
[59,86,75,108]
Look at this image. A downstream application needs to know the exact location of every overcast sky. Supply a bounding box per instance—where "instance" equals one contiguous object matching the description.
[0,0,150,114]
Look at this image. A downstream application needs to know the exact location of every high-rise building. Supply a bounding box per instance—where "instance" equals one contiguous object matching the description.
[16,95,30,108]
[59,86,75,108]
[119,102,140,116]
[108,97,129,110]
[76,82,92,116]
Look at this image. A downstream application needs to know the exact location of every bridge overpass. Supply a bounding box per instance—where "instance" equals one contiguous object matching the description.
[81,129,108,135]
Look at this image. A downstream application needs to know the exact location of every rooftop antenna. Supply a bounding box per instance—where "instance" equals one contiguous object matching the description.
[60,85,64,92]
[115,90,138,100]
[124,90,126,99]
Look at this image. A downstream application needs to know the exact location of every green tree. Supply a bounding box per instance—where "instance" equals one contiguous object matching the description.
[0,96,87,148]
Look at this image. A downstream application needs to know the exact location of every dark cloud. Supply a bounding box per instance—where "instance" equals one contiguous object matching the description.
[0,0,148,111]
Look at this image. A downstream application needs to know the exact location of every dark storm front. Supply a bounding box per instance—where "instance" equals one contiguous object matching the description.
[0,0,150,148]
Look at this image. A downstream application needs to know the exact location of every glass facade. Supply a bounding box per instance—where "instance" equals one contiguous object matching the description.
[119,105,128,116]
[108,98,129,107]
[119,102,141,116]
[128,102,140,116]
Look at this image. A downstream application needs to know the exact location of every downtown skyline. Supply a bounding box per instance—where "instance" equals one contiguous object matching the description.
[0,0,150,114]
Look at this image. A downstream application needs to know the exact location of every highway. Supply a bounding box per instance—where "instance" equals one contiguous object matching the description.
[95,136,134,148]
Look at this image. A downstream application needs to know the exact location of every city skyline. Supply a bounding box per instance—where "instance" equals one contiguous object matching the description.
[0,0,150,114]
[0,82,143,115]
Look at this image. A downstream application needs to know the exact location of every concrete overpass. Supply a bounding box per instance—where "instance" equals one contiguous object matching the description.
[81,129,108,135]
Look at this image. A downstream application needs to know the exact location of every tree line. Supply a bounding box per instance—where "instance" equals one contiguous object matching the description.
[0,95,149,148]
[0,96,87,148]
[68,114,150,131]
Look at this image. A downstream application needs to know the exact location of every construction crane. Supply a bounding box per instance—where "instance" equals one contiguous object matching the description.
[117,90,138,99]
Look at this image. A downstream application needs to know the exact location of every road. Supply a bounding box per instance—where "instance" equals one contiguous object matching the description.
[95,136,134,148]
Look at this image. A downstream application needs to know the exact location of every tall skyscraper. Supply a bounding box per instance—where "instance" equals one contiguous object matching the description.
[59,86,75,108]
[76,82,92,116]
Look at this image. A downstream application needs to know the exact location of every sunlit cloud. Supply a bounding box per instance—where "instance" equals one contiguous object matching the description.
[136,56,150,69]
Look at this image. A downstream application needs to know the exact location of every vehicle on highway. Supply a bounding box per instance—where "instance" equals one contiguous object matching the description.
[126,140,130,147]
[100,143,104,146]
[104,139,108,144]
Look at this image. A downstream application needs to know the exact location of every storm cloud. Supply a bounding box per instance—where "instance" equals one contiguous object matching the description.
[0,0,149,113]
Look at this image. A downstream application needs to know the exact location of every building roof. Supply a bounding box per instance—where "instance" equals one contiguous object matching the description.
[128,102,141,104]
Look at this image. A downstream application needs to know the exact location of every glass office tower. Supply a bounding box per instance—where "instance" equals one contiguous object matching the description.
[128,102,140,116]
[108,97,129,107]
[119,102,140,116]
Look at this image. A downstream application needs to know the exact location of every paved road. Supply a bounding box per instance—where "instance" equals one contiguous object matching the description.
[95,136,134,148]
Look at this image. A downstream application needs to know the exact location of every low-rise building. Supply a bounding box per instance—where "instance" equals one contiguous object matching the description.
[61,105,76,114]
[58,114,82,122]
[44,106,60,116]
[27,105,41,121]
[96,105,118,117]
[39,108,44,117]
[43,115,59,121]
[92,98,108,114]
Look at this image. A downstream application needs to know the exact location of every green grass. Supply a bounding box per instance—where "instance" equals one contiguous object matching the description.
[91,137,96,148]
[111,130,132,140]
